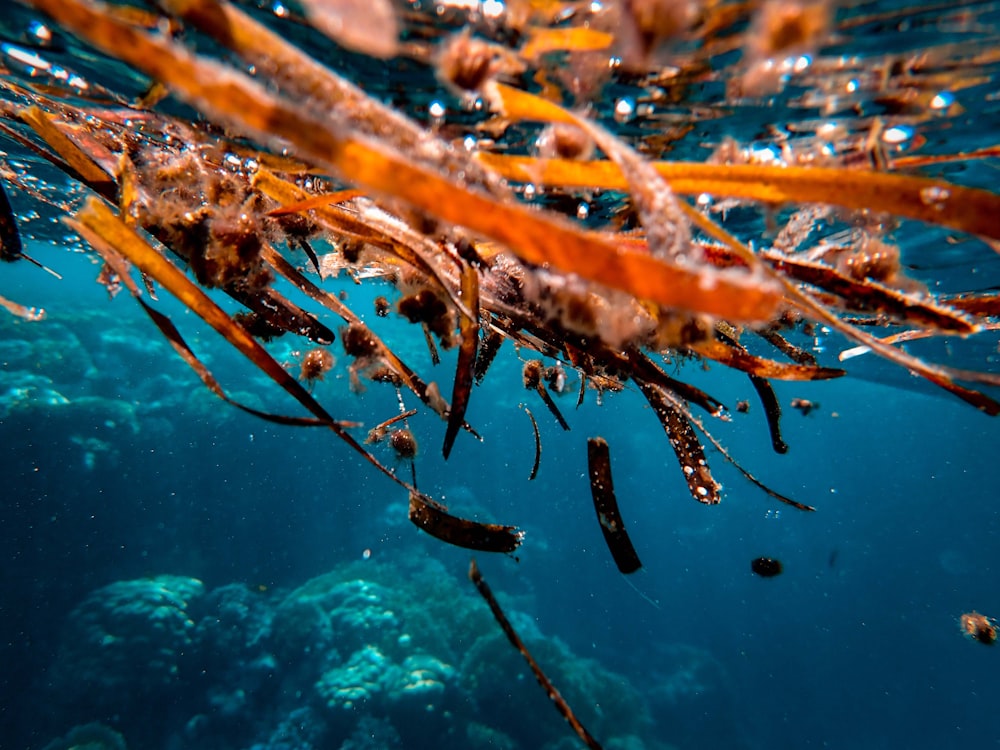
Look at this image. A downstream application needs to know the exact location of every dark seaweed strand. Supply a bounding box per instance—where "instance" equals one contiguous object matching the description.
[408,492,523,553]
[474,322,504,384]
[587,437,642,574]
[140,298,332,427]
[748,374,789,454]
[714,328,787,453]
[536,381,571,431]
[443,262,480,459]
[0,178,23,261]
[635,379,722,505]
[468,559,605,750]
[522,404,541,480]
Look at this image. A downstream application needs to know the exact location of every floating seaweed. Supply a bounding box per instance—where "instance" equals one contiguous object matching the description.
[3,0,1000,745]
[587,437,642,575]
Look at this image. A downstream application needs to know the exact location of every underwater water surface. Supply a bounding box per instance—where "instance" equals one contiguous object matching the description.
[2,0,1000,749]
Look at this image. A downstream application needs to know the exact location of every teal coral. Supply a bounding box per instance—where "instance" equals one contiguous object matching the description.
[41,722,127,750]
[41,560,695,750]
[50,575,204,704]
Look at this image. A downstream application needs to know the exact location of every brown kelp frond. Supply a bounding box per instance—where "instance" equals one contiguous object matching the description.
[475,153,1000,245]
[587,437,642,575]
[9,0,996,526]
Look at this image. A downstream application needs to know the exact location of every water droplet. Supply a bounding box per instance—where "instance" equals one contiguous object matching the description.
[882,125,913,144]
[482,0,504,18]
[930,91,954,110]
[27,21,53,45]
[920,185,950,210]
[613,97,635,123]
[428,100,446,125]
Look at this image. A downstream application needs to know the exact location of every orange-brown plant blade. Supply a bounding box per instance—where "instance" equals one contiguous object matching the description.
[761,251,977,333]
[474,322,505,385]
[755,328,818,367]
[0,178,24,262]
[18,106,116,196]
[70,197,425,489]
[22,0,784,323]
[409,492,522,553]
[261,243,447,412]
[469,559,605,750]
[475,152,1000,244]
[443,262,480,459]
[587,437,642,574]
[266,189,367,216]
[520,27,614,59]
[0,294,45,321]
[626,349,727,417]
[137,298,334,427]
[688,338,846,381]
[678,193,1000,413]
[536,381,571,431]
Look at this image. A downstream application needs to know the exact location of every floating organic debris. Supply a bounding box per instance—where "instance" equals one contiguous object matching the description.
[751,557,784,578]
[960,611,998,645]
[3,0,1000,744]
[587,437,642,575]
[469,559,604,750]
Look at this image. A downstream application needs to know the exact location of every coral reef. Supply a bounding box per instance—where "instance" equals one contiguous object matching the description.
[39,559,714,750]
[41,722,127,750]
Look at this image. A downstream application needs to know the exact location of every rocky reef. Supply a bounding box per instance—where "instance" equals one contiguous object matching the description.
[36,557,738,750]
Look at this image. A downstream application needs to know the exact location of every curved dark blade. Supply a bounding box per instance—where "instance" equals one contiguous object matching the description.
[443,262,479,459]
[409,492,522,553]
[587,437,642,574]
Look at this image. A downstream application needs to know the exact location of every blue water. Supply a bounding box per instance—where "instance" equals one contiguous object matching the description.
[2,1,1000,749]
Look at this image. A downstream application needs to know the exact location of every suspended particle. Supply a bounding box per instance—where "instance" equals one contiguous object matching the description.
[751,557,783,577]
[960,611,997,645]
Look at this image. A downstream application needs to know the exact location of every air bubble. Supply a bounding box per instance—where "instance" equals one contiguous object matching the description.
[613,97,635,123]
[428,100,446,126]
[920,185,950,210]
[930,91,954,110]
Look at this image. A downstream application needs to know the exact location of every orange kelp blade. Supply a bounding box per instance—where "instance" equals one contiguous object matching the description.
[475,152,1000,245]
[23,0,785,324]
[70,197,423,492]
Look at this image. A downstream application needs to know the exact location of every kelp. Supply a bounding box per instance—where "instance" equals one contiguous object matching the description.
[473,155,1000,243]
[587,437,642,575]
[469,559,604,750]
[409,492,523,553]
[4,0,1000,744]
